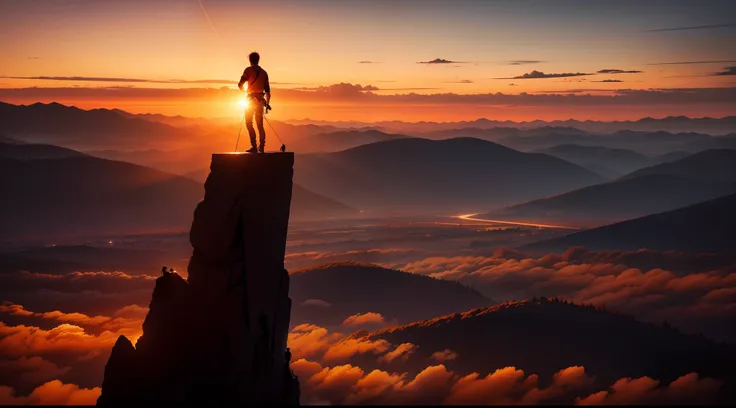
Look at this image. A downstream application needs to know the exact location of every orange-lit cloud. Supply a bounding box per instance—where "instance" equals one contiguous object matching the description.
[431,349,459,362]
[286,248,417,270]
[0,356,70,392]
[0,303,147,337]
[290,353,722,406]
[1,85,734,121]
[0,270,156,293]
[379,343,416,364]
[0,380,100,405]
[0,302,146,367]
[286,323,341,360]
[0,322,126,359]
[343,312,386,327]
[323,337,392,363]
[576,373,722,405]
[397,248,736,340]
[499,70,593,79]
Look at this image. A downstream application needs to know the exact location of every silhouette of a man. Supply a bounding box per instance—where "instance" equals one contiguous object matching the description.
[238,51,271,153]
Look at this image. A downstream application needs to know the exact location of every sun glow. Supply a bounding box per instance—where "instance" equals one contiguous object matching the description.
[237,97,250,108]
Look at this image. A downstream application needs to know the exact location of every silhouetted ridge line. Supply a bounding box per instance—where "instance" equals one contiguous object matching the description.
[522,192,736,253]
[289,262,492,327]
[340,297,736,399]
[294,137,604,211]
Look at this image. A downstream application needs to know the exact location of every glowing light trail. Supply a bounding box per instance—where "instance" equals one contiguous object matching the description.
[454,214,579,230]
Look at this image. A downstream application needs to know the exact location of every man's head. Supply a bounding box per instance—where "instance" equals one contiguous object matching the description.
[249,51,260,66]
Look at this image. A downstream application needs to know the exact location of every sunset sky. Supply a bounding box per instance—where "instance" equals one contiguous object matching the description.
[1,0,735,121]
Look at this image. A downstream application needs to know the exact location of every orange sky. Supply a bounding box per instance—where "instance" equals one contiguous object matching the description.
[0,0,734,121]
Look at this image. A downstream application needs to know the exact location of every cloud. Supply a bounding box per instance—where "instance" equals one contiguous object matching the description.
[290,351,721,406]
[0,270,156,294]
[358,61,380,64]
[0,321,133,359]
[647,60,736,66]
[26,57,43,60]
[507,60,544,65]
[0,356,71,393]
[418,58,463,64]
[446,365,593,405]
[396,247,736,341]
[509,83,518,86]
[1,75,237,85]
[431,349,458,362]
[287,323,392,364]
[0,303,34,317]
[323,336,392,363]
[498,70,593,79]
[378,343,416,364]
[645,23,736,32]
[301,299,332,308]
[343,312,386,327]
[0,380,100,405]
[576,373,722,405]
[0,302,147,368]
[286,248,419,270]
[344,368,407,404]
[442,79,474,84]
[596,69,642,74]
[594,79,624,83]
[0,302,146,336]
[287,323,341,360]
[376,87,442,91]
[714,66,736,76]
[295,82,379,94]
[2,84,735,108]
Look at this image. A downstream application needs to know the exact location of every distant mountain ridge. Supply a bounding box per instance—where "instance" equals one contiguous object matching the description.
[291,115,736,135]
[0,102,197,150]
[0,141,87,160]
[481,149,736,227]
[623,149,736,184]
[290,262,492,327]
[0,142,356,243]
[498,130,735,155]
[537,144,662,179]
[294,137,605,212]
[521,192,736,253]
[343,298,736,393]
[286,129,413,153]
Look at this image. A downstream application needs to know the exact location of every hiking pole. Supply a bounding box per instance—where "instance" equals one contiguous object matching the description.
[263,113,287,152]
[234,112,245,152]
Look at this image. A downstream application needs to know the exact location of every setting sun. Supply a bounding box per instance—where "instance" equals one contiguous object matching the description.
[237,97,249,109]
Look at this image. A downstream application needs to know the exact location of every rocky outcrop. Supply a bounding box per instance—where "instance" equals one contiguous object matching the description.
[97,153,299,405]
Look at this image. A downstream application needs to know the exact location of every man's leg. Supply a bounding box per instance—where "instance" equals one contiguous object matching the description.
[245,105,257,151]
[255,103,266,152]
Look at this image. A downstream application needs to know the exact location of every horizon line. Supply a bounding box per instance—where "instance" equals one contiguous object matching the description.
[2,100,734,125]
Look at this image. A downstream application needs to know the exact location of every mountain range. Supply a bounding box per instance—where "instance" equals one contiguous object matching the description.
[0,102,199,151]
[497,130,735,155]
[293,115,736,135]
[344,298,736,392]
[285,129,413,153]
[536,144,683,179]
[482,149,736,227]
[522,192,736,253]
[294,137,605,213]
[0,142,355,243]
[289,262,492,327]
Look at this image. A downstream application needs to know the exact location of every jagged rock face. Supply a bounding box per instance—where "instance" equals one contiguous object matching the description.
[98,153,299,405]
[96,336,136,406]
